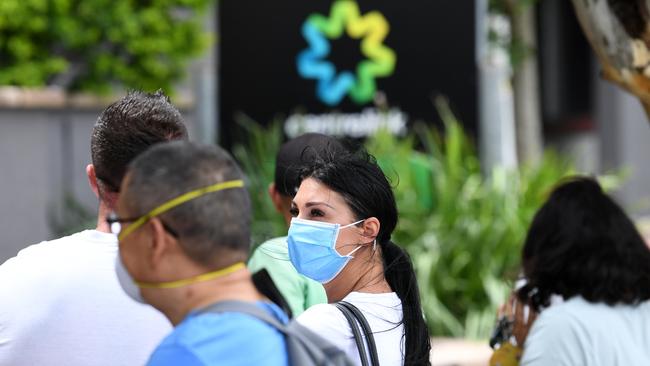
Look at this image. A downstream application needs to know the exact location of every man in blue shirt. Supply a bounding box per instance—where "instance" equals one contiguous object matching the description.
[110,141,288,366]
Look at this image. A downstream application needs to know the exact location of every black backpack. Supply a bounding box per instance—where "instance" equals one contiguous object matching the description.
[199,301,355,366]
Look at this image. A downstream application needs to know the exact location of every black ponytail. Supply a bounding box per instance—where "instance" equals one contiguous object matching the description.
[302,148,432,366]
[382,240,431,366]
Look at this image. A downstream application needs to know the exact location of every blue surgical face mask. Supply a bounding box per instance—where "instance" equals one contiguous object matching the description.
[288,217,365,283]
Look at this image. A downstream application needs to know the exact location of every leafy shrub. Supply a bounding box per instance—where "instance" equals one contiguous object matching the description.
[232,114,286,246]
[0,0,213,93]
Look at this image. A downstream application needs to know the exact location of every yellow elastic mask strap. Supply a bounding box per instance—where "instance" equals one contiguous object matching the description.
[135,262,246,289]
[118,179,245,241]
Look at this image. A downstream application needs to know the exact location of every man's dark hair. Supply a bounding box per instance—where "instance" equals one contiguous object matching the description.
[90,90,188,193]
[274,133,348,197]
[124,141,251,267]
[517,176,650,311]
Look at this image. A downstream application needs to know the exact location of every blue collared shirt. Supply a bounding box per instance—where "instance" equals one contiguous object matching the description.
[147,302,289,366]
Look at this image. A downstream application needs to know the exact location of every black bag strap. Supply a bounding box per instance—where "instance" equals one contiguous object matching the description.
[336,301,380,366]
[335,303,370,366]
[338,301,380,366]
[252,268,293,318]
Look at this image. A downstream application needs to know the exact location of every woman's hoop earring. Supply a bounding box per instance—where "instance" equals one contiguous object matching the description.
[373,239,377,251]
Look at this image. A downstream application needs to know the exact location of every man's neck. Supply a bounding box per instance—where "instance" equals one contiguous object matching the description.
[95,201,111,233]
[164,269,266,325]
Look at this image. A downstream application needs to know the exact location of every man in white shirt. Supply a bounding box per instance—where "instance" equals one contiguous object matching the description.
[0,91,187,366]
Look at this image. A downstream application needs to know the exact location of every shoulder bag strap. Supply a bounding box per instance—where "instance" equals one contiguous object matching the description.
[338,301,380,366]
[336,302,370,366]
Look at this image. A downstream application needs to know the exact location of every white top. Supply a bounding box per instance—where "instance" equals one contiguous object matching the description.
[522,296,650,366]
[0,230,172,366]
[298,291,405,366]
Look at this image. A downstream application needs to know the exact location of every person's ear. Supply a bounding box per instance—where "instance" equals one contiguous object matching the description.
[86,164,100,199]
[360,217,380,243]
[147,218,172,270]
[268,183,284,214]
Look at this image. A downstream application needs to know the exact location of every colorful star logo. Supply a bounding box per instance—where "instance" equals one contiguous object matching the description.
[297,0,397,106]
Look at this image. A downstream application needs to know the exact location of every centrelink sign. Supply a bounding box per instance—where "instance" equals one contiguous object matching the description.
[219,0,477,143]
[296,1,396,106]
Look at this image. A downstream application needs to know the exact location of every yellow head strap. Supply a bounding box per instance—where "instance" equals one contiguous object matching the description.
[135,261,246,289]
[118,179,245,241]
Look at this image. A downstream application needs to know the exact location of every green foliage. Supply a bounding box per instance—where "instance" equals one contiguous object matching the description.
[0,0,213,93]
[488,0,538,69]
[232,114,286,247]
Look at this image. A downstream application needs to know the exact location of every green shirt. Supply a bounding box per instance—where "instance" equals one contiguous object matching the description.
[248,236,327,317]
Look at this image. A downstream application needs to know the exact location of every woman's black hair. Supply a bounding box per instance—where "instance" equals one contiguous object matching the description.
[517,176,650,311]
[301,148,431,366]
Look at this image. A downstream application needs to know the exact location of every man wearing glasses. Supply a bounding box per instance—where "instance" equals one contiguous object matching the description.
[0,91,187,366]
[109,141,288,366]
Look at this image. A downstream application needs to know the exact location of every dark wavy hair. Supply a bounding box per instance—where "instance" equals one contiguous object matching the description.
[300,148,431,366]
[517,176,650,311]
[91,90,188,193]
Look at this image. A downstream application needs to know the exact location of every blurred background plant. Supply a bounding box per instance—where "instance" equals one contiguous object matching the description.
[49,194,95,238]
[232,113,286,245]
[232,97,623,339]
[0,0,213,93]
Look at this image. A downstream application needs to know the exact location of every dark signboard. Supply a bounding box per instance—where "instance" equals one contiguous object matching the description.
[219,0,476,145]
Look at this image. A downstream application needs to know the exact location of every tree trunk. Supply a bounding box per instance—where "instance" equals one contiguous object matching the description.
[572,0,650,119]
[512,5,544,164]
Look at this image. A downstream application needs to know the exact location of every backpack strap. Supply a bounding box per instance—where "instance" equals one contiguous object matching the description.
[197,300,354,365]
[335,303,370,366]
[197,300,288,330]
[336,301,381,366]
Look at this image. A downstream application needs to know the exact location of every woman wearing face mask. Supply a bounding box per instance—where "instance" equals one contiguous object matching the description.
[288,148,431,366]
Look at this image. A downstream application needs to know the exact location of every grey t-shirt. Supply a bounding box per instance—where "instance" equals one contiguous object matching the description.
[522,296,650,366]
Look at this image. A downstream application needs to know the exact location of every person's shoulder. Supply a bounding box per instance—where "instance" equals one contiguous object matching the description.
[540,297,650,338]
[521,298,593,366]
[529,297,591,334]
[0,230,116,301]
[536,296,610,328]
[8,230,110,257]
[298,303,341,319]
[1,230,112,271]
[249,237,288,269]
[251,237,289,257]
[297,303,350,335]
[298,303,353,351]
[1,231,83,267]
[147,342,204,366]
[166,309,287,362]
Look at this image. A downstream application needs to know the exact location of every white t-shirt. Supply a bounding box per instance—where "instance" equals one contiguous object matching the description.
[297,291,405,366]
[522,296,650,366]
[0,230,171,366]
